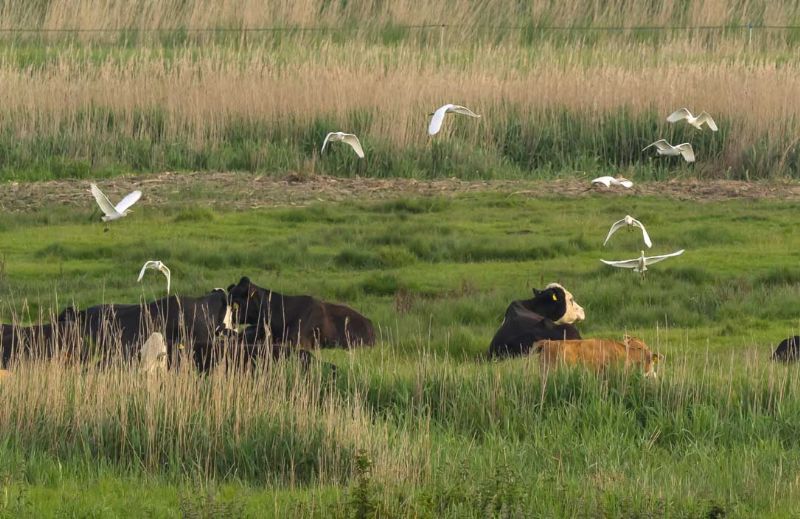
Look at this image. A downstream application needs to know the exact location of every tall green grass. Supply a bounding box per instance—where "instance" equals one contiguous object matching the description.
[0,107,794,181]
[2,192,800,515]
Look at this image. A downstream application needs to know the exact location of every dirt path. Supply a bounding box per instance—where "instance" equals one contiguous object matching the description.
[2,172,800,212]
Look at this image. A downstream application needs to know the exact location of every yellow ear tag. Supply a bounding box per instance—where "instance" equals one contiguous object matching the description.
[552,294,557,301]
[178,343,185,350]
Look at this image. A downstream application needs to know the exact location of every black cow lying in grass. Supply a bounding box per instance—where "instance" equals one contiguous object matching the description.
[488,283,585,358]
[227,277,375,349]
[1,323,65,366]
[773,336,800,362]
[54,289,233,371]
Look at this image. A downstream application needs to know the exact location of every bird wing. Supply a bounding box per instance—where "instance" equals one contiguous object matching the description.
[666,108,692,123]
[642,139,670,152]
[321,132,335,154]
[644,249,685,265]
[603,218,627,246]
[600,258,641,269]
[342,133,365,158]
[591,176,612,187]
[617,178,634,188]
[428,105,451,135]
[158,264,171,293]
[137,261,156,282]
[630,218,653,248]
[697,112,718,131]
[90,184,120,217]
[450,105,481,118]
[676,143,695,162]
[115,190,142,213]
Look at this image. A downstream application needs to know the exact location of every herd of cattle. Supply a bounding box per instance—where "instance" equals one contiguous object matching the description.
[1,277,798,378]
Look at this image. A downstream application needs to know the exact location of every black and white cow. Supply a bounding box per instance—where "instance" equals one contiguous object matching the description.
[488,283,585,358]
[773,336,800,362]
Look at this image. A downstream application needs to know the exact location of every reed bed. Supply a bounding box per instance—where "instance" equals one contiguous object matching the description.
[2,0,800,36]
[0,1,799,180]
[1,40,799,180]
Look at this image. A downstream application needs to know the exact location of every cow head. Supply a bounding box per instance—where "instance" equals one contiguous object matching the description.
[227,277,267,326]
[531,283,585,325]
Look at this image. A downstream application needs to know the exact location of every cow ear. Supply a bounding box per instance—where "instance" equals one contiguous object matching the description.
[532,288,541,296]
[227,284,235,292]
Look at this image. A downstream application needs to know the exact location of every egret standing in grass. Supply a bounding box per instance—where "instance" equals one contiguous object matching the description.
[601,249,685,277]
[643,140,696,163]
[137,260,171,293]
[667,108,718,131]
[90,184,142,222]
[321,132,365,158]
[604,215,652,248]
[428,104,481,136]
[591,176,634,189]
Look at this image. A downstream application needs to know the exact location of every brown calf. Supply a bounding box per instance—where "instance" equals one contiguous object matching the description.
[534,335,663,377]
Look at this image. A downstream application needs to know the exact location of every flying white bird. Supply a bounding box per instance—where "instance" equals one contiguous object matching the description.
[428,104,481,135]
[591,176,634,189]
[137,260,171,293]
[604,215,652,248]
[601,249,685,276]
[643,139,695,163]
[321,132,365,158]
[90,184,142,222]
[666,108,718,131]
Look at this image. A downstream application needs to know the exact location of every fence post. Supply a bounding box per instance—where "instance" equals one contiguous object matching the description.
[748,22,752,47]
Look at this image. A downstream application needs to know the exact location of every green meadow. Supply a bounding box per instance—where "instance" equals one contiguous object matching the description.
[2,188,800,517]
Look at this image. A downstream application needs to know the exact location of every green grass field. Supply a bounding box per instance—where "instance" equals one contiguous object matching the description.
[2,185,800,517]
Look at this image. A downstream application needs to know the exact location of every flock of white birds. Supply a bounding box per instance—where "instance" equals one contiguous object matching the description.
[88,104,714,287]
[591,107,718,189]
[589,108,719,275]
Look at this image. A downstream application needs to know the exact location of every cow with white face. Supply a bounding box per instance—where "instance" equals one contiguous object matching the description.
[488,283,585,358]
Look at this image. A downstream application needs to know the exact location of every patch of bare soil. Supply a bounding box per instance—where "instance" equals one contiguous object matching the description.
[2,172,800,213]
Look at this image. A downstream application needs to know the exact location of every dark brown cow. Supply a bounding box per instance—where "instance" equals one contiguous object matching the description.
[227,277,375,349]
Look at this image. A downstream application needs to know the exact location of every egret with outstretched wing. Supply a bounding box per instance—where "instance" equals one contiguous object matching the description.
[428,104,481,135]
[91,184,142,222]
[321,132,365,158]
[601,249,685,276]
[137,260,171,293]
[603,215,652,248]
[643,139,695,163]
[666,108,718,131]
